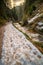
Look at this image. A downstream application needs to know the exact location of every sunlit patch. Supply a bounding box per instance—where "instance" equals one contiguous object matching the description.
[11,0,14,8]
[14,0,25,7]
[9,0,25,9]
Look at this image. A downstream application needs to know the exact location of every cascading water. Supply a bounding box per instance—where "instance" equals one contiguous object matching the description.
[15,4,25,21]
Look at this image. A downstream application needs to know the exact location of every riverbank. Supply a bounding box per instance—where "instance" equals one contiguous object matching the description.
[0,26,5,59]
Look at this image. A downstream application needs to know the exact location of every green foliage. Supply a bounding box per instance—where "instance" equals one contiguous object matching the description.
[20,15,28,26]
[24,0,36,15]
[29,5,36,15]
[37,0,43,3]
[0,0,18,21]
[0,0,8,19]
[34,41,43,48]
[24,0,43,16]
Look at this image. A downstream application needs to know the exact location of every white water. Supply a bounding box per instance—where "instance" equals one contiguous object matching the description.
[1,23,43,65]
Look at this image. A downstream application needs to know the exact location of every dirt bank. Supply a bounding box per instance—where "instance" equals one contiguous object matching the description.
[0,26,5,59]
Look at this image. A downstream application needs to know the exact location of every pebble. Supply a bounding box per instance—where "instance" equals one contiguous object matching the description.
[1,23,43,65]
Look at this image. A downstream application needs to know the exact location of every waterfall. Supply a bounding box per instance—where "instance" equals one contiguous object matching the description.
[15,4,25,21]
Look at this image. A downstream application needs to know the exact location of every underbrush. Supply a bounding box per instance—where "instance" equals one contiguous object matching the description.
[33,41,43,54]
[0,17,6,27]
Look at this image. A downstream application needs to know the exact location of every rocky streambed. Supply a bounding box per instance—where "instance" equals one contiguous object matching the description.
[1,23,43,65]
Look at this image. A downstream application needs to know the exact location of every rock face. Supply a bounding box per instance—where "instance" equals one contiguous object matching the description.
[1,23,43,65]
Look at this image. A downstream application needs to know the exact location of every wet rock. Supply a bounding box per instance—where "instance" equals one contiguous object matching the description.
[37,55,41,59]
